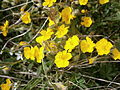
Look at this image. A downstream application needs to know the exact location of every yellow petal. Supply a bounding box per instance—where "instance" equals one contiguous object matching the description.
[21,12,31,24]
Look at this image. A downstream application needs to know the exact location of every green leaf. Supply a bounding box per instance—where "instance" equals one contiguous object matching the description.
[22,78,42,90]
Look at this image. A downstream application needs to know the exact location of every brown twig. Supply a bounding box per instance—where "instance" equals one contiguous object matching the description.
[0,74,28,82]
[78,35,103,38]
[81,74,120,86]
[0,1,33,12]
[85,86,113,90]
[95,61,120,63]
[107,73,120,87]
[0,75,17,79]
[69,81,84,90]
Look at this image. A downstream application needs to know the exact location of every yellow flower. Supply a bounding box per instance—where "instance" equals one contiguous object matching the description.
[24,46,44,63]
[99,0,109,4]
[48,17,55,26]
[40,28,54,40]
[21,12,31,24]
[0,20,9,36]
[39,46,44,63]
[36,28,54,45]
[81,9,88,13]
[43,0,56,7]
[79,0,88,5]
[81,17,92,27]
[112,48,120,60]
[24,47,31,59]
[54,51,72,68]
[95,38,113,55]
[36,36,44,45]
[1,79,12,90]
[23,46,35,60]
[80,37,95,53]
[88,57,96,64]
[55,24,69,38]
[61,7,75,24]
[30,47,35,60]
[64,35,80,52]
[34,46,44,63]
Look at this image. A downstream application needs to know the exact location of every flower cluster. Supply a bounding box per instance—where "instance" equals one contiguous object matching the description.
[54,36,115,67]
[18,0,117,68]
[80,37,113,56]
[24,46,44,63]
[1,0,120,89]
[2,0,118,70]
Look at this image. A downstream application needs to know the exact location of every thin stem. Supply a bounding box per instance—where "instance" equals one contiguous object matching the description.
[81,74,120,86]
[95,61,120,63]
[0,1,33,12]
[69,81,84,90]
[41,59,56,90]
[28,18,48,43]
